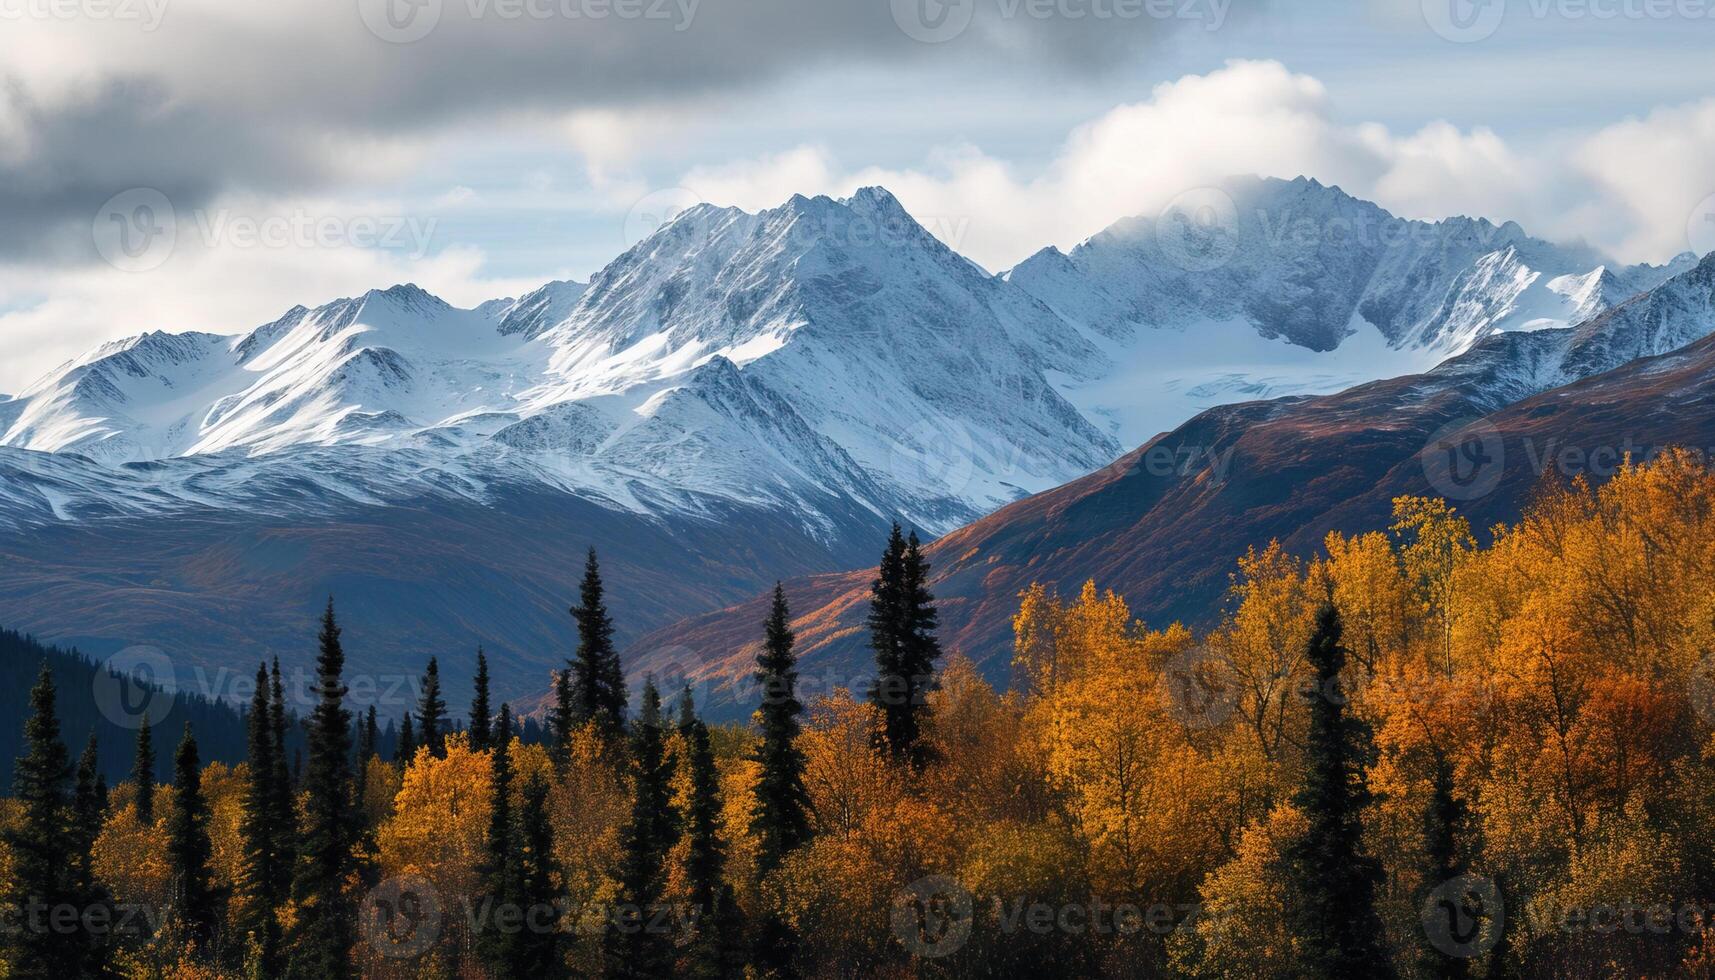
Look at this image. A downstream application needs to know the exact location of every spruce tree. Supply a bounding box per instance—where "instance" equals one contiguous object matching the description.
[868,524,910,761]
[395,714,416,766]
[267,657,297,884]
[1,665,81,977]
[751,584,811,875]
[71,733,105,876]
[1279,603,1393,979]
[238,663,286,976]
[167,723,220,950]
[678,691,735,977]
[133,718,156,825]
[470,649,493,752]
[571,547,626,740]
[478,703,520,975]
[1418,752,1476,979]
[355,705,377,804]
[869,526,942,769]
[678,692,725,912]
[417,656,448,759]
[606,680,678,979]
[750,584,810,978]
[71,733,115,976]
[242,675,282,969]
[895,530,943,768]
[287,599,359,980]
[551,667,576,767]
[515,770,564,978]
[711,883,748,980]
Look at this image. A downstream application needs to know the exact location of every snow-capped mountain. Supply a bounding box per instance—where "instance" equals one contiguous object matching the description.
[4,179,1713,709]
[0,179,1698,541]
[630,252,1715,714]
[1007,175,1693,446]
[0,188,1118,537]
[0,179,1702,542]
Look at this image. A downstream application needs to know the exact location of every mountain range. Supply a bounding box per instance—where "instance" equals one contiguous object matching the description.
[0,176,1705,713]
[635,251,1715,714]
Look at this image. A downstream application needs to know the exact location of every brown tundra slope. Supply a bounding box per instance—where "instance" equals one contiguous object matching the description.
[630,255,1715,718]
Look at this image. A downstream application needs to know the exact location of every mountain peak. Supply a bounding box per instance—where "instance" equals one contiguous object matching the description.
[842,185,906,214]
[364,283,450,313]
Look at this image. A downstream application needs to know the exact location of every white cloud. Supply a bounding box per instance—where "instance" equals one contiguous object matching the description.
[0,193,558,391]
[1574,99,1715,261]
[672,59,1713,271]
[9,60,1715,392]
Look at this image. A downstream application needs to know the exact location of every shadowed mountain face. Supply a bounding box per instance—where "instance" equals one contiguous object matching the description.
[631,257,1715,719]
[0,485,890,712]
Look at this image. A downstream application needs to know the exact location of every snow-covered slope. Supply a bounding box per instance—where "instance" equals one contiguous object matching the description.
[1007,175,1692,446]
[0,188,1118,535]
[0,180,1702,541]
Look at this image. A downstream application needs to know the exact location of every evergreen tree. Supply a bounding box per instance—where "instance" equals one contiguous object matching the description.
[71,733,105,872]
[751,584,811,876]
[868,524,943,767]
[606,680,678,978]
[711,883,748,980]
[267,657,297,886]
[750,584,810,978]
[355,704,377,804]
[237,663,285,976]
[167,723,220,950]
[515,770,564,978]
[395,714,416,766]
[550,667,576,767]
[1278,603,1393,979]
[417,656,448,759]
[678,692,726,913]
[287,599,359,980]
[133,717,156,825]
[571,547,626,739]
[678,690,735,978]
[1418,752,1478,979]
[1,665,81,977]
[71,733,115,976]
[470,648,493,752]
[478,703,520,975]
[895,530,943,768]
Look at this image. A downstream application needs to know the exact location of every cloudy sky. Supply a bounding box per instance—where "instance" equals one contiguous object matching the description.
[3,0,1714,389]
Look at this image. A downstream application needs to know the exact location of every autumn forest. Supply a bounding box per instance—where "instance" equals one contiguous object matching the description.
[9,452,1715,978]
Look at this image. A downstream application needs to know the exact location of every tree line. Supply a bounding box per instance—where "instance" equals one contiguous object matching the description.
[1,528,947,978]
[11,452,1715,977]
